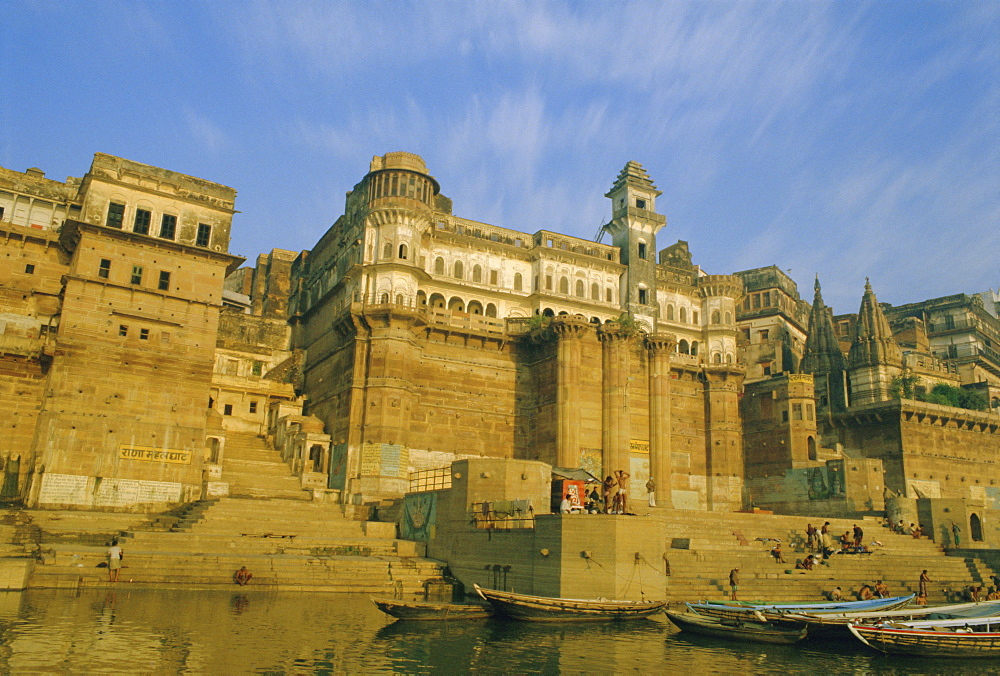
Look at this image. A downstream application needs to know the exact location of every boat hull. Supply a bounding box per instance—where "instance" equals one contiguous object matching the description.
[690,595,914,622]
[371,597,493,620]
[784,599,1000,637]
[474,584,666,622]
[666,611,807,645]
[848,623,1000,657]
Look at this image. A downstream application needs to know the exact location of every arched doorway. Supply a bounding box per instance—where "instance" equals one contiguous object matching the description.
[970,513,983,541]
[807,436,817,461]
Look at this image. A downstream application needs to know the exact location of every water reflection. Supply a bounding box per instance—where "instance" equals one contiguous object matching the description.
[0,590,988,674]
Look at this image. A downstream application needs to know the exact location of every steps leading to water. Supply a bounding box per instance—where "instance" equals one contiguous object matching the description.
[221,432,312,501]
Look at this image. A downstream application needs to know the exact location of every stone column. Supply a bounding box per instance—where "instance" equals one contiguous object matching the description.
[646,333,676,508]
[599,325,631,480]
[703,365,745,511]
[552,317,591,468]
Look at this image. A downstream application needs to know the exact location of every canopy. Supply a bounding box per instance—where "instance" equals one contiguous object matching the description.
[551,467,601,483]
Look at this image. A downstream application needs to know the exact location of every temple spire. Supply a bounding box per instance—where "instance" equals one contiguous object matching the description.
[849,279,902,369]
[802,276,845,375]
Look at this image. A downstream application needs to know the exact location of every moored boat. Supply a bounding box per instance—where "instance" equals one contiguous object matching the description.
[783,599,1000,637]
[666,610,807,644]
[848,616,1000,657]
[688,594,914,621]
[474,584,667,622]
[370,597,493,620]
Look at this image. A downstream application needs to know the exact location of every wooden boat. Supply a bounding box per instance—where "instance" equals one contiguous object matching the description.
[848,616,1000,657]
[782,599,1000,636]
[473,584,666,622]
[370,596,493,620]
[688,594,914,621]
[666,610,807,644]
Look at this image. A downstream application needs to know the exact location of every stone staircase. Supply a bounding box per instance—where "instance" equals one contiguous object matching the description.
[28,497,445,593]
[652,509,997,604]
[221,432,312,500]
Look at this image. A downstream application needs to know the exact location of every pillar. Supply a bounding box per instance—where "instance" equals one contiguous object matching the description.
[599,325,631,480]
[646,333,676,508]
[553,317,591,467]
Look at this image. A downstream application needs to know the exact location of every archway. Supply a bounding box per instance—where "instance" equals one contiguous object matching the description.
[679,339,689,355]
[542,307,555,317]
[429,293,446,309]
[448,297,465,313]
[970,513,983,541]
[485,303,497,318]
[416,290,427,307]
[807,436,817,461]
[467,300,484,315]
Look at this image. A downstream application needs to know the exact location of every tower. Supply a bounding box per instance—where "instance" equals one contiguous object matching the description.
[847,279,903,405]
[802,276,849,413]
[604,162,665,330]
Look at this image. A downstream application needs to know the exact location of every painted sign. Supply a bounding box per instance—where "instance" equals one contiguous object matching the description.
[119,445,192,464]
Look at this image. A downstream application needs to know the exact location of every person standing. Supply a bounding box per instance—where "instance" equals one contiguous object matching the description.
[919,570,932,598]
[645,477,656,507]
[952,523,961,547]
[107,538,123,583]
[613,469,630,514]
[806,523,817,552]
[729,567,740,601]
[853,524,864,548]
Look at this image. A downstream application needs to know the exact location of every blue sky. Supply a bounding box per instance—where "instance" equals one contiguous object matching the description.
[3,1,997,313]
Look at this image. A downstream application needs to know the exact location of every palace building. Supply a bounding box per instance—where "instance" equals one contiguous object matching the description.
[1,151,998,542]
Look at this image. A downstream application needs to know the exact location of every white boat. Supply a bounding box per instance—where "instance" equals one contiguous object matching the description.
[848,616,1000,657]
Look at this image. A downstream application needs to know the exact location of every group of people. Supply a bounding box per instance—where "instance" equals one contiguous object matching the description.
[827,580,891,601]
[889,519,925,539]
[804,521,872,558]
[562,470,643,515]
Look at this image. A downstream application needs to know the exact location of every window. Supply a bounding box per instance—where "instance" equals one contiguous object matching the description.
[106,202,125,229]
[711,311,721,324]
[591,283,599,300]
[666,305,674,320]
[158,271,171,291]
[781,409,788,422]
[763,363,772,376]
[576,280,584,297]
[680,307,687,323]
[24,264,34,274]
[793,403,803,420]
[251,361,263,376]
[759,329,770,341]
[130,265,143,285]
[398,243,408,259]
[693,312,699,324]
[139,328,149,340]
[638,288,648,304]
[196,223,211,247]
[160,214,177,240]
[472,265,482,283]
[559,277,568,294]
[133,209,151,235]
[161,332,170,344]
[249,401,258,414]
[636,198,646,209]
[638,242,647,259]
[99,259,111,279]
[606,288,613,303]
[434,257,445,274]
[383,242,393,259]
[490,270,498,285]
[454,261,463,278]
[514,273,522,291]
[0,206,4,220]
[546,275,553,291]
[224,404,233,416]
[118,325,128,337]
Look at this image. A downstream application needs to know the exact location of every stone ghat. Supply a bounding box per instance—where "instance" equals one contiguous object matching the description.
[436,508,1000,605]
[1,497,443,594]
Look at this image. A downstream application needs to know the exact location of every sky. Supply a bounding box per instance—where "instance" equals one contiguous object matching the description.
[2,1,997,313]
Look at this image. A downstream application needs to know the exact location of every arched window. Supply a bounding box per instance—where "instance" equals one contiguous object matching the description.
[971,513,983,542]
[711,310,721,324]
[395,294,404,305]
[417,290,427,307]
[576,280,585,297]
[514,273,523,291]
[454,261,463,279]
[713,353,722,364]
[559,277,569,294]
[679,339,689,355]
[398,243,408,259]
[606,288,613,303]
[680,307,687,323]
[726,353,733,364]
[379,292,389,304]
[383,242,393,259]
[591,283,599,300]
[691,341,699,356]
[472,264,482,283]
[486,303,497,318]
[434,257,444,274]
[666,305,674,320]
[693,311,699,325]
[542,307,555,317]
[725,311,732,324]
[808,437,817,461]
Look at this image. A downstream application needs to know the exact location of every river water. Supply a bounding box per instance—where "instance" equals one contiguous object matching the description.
[0,589,989,674]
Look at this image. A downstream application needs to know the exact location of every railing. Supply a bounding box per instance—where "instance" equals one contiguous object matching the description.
[469,500,535,530]
[409,466,452,493]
